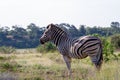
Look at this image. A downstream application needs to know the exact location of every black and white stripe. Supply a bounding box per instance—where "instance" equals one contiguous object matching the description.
[40,24,103,76]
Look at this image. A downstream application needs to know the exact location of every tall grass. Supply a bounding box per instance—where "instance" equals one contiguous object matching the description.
[0,46,16,54]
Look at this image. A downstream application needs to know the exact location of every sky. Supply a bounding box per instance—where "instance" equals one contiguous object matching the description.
[0,0,120,28]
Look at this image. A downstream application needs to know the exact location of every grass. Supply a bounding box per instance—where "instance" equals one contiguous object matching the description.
[0,49,120,80]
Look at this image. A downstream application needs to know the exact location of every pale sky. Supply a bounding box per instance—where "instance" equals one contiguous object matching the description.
[0,0,120,28]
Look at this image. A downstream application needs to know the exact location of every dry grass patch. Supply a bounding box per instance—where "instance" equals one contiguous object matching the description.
[0,50,120,80]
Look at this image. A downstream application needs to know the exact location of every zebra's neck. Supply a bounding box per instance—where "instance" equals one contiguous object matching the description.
[51,29,69,46]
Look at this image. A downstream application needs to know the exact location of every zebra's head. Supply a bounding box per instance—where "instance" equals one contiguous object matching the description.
[40,23,55,44]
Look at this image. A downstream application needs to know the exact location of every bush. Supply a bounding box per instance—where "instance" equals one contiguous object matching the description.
[0,62,22,71]
[102,38,118,62]
[92,34,118,62]
[36,42,57,53]
[111,34,120,49]
[0,46,16,54]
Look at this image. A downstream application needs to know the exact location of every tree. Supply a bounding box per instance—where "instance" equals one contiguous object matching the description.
[58,23,79,37]
[11,25,27,37]
[27,23,43,39]
[0,27,9,43]
[111,22,120,28]
[69,25,79,37]
[79,25,86,36]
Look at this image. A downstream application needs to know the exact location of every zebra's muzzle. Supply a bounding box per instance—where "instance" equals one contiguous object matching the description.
[40,39,45,44]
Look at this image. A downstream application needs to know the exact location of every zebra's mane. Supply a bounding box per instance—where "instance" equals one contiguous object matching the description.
[49,24,68,37]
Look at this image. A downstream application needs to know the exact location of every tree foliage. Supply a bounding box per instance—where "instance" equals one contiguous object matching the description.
[0,23,44,48]
[0,22,120,48]
[79,25,86,36]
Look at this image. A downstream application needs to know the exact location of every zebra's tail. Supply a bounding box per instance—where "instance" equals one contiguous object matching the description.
[95,43,103,71]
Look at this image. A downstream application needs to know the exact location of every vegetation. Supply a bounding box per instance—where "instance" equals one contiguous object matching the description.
[0,46,16,54]
[0,23,44,48]
[37,34,119,62]
[0,22,120,48]
[0,22,120,79]
[111,34,120,49]
[37,42,57,53]
[0,50,120,80]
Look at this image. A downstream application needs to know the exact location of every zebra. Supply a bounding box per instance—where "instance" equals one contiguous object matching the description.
[40,23,103,76]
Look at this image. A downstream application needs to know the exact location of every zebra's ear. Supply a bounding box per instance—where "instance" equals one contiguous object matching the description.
[47,23,53,29]
[48,23,55,29]
[47,23,56,30]
[50,23,55,27]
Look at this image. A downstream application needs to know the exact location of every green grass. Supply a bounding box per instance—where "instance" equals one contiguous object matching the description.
[0,50,120,80]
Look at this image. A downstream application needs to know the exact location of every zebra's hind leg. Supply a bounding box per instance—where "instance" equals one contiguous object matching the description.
[62,55,72,77]
[90,55,103,71]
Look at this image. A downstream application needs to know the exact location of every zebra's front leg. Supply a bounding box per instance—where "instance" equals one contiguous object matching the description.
[62,55,72,77]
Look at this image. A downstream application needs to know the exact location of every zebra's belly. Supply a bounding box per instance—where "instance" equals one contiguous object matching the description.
[70,44,88,59]
[69,52,88,59]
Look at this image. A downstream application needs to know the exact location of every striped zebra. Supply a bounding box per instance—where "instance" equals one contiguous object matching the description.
[40,24,103,76]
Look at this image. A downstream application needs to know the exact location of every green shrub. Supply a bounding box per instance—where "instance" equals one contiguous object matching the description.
[0,62,22,71]
[111,34,120,49]
[92,34,118,62]
[102,38,118,62]
[36,42,57,53]
[0,56,5,60]
[0,46,16,54]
